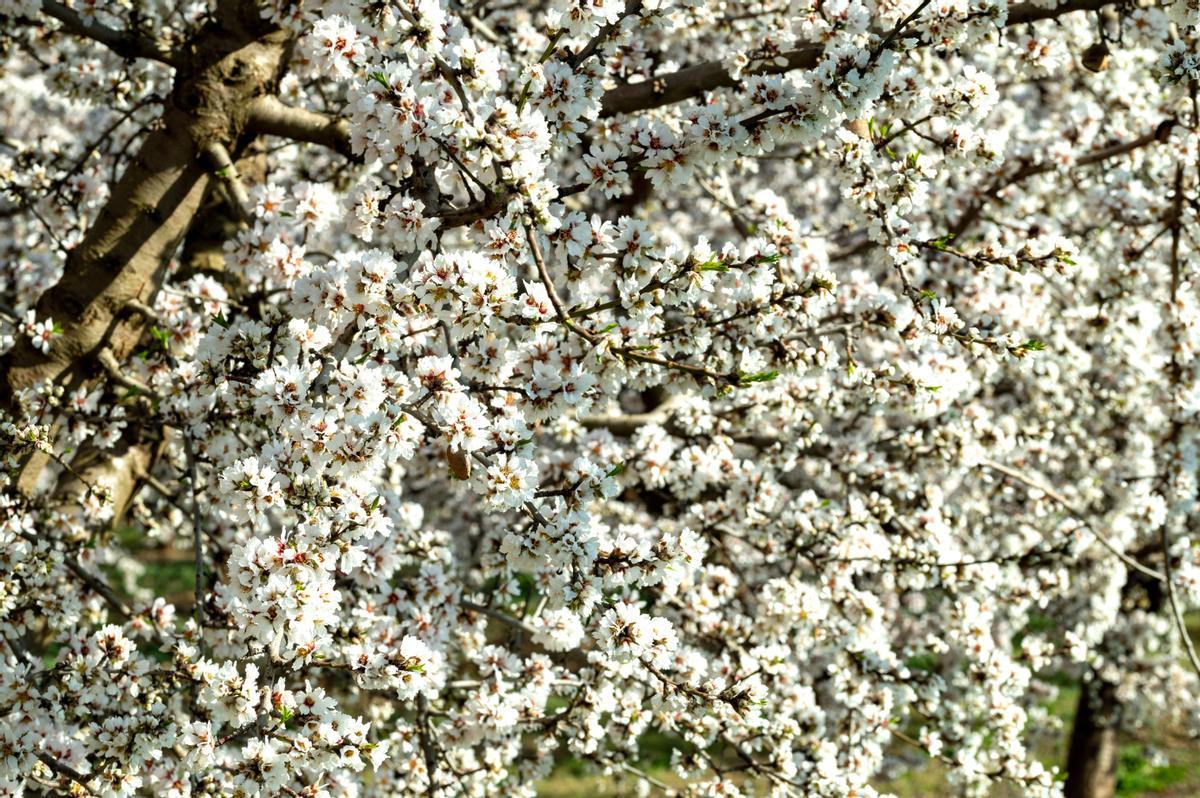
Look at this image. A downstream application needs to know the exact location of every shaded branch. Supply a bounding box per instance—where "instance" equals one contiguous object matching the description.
[461,600,537,635]
[579,394,685,435]
[36,753,94,795]
[0,15,293,496]
[256,0,1125,169]
[184,434,207,642]
[951,121,1173,238]
[245,102,519,230]
[18,528,134,618]
[599,0,1120,117]
[39,0,178,66]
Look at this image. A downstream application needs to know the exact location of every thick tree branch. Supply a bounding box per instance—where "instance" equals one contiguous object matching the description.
[254,0,1124,170]
[0,18,294,496]
[601,44,823,118]
[245,99,519,229]
[246,96,356,159]
[599,0,1120,117]
[39,0,178,66]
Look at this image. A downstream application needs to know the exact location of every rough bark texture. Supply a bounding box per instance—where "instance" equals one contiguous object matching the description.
[1064,677,1119,798]
[52,437,157,535]
[2,3,295,495]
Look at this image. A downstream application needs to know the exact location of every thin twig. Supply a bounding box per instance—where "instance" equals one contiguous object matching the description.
[1160,522,1200,678]
[17,530,134,617]
[202,142,253,224]
[978,458,1164,582]
[39,0,178,65]
[123,298,161,325]
[461,600,538,635]
[183,434,206,643]
[36,753,94,795]
[97,346,157,398]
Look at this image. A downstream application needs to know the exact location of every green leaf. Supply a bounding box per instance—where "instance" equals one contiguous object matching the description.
[149,325,171,352]
[810,275,836,293]
[738,369,779,385]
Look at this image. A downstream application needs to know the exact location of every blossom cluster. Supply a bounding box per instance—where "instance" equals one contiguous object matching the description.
[2,1,1200,797]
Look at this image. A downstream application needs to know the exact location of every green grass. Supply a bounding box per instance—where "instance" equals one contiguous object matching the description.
[537,678,1200,798]
[537,736,1200,798]
[1116,745,1191,797]
[537,616,1200,796]
[538,773,677,798]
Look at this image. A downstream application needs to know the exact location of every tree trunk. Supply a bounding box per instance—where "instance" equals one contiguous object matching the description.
[1,3,294,496]
[1064,676,1119,798]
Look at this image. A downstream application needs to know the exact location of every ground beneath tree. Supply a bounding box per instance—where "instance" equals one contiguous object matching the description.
[537,695,1200,798]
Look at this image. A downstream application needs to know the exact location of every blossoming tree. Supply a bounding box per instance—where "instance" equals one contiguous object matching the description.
[2,0,1200,797]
